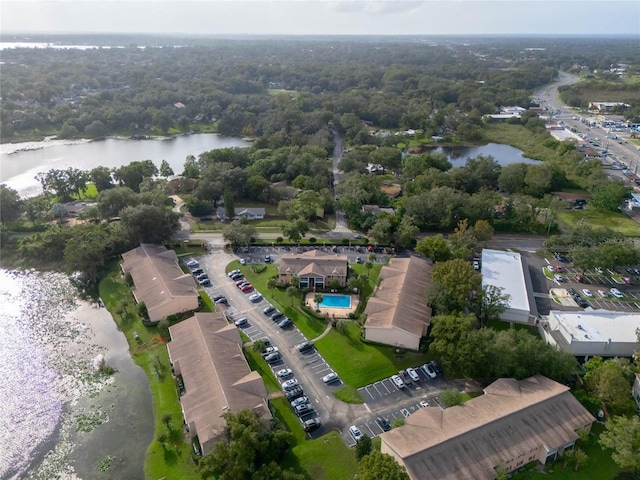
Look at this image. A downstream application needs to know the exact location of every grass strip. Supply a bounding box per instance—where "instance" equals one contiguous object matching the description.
[333,385,365,404]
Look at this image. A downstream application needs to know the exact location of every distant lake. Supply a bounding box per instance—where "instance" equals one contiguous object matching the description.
[428,143,539,166]
[0,134,251,198]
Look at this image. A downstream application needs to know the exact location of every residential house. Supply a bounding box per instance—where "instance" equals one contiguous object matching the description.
[120,244,199,322]
[62,200,95,217]
[361,205,396,217]
[381,375,596,480]
[278,250,348,289]
[633,373,640,411]
[167,312,270,455]
[364,256,432,351]
[366,163,384,174]
[216,207,265,221]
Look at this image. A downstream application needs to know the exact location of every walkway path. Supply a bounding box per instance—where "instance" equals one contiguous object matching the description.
[309,322,333,342]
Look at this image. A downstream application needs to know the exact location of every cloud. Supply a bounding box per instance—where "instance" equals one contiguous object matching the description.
[326,1,426,15]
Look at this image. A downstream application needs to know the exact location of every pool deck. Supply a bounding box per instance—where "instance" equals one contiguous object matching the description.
[305,293,359,319]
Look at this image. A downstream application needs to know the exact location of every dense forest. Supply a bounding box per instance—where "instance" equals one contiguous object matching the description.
[3,35,639,142]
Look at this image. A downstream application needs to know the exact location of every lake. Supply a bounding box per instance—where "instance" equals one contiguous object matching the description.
[0,134,251,198]
[427,143,539,166]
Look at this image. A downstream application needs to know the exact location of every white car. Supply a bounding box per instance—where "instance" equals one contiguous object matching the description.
[554,274,565,282]
[595,267,604,274]
[276,368,293,378]
[582,289,593,297]
[281,379,299,391]
[322,372,339,384]
[391,374,405,389]
[421,363,437,379]
[610,288,624,299]
[406,367,420,382]
[263,346,279,356]
[597,289,608,297]
[349,425,363,442]
[290,396,309,408]
[227,269,240,277]
[419,400,430,408]
[546,265,554,272]
[234,317,248,327]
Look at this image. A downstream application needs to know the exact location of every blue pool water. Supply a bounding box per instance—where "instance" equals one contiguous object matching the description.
[318,294,352,309]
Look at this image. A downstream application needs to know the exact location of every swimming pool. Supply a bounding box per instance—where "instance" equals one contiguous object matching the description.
[317,294,352,309]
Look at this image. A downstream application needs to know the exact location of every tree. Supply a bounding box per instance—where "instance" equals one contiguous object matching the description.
[267,278,279,292]
[222,219,255,247]
[84,120,106,138]
[90,166,114,192]
[224,188,235,220]
[357,451,410,480]
[159,159,174,177]
[473,219,494,243]
[416,234,451,262]
[347,273,369,299]
[599,415,640,472]
[113,160,158,192]
[0,184,22,223]
[475,285,510,328]
[368,217,393,245]
[429,259,481,314]
[589,182,631,212]
[286,285,298,306]
[585,358,636,413]
[440,388,462,407]
[197,409,297,480]
[563,447,588,472]
[63,223,111,283]
[498,162,529,194]
[120,204,179,244]
[282,219,309,243]
[313,293,324,307]
[96,186,138,219]
[396,216,419,248]
[355,434,373,460]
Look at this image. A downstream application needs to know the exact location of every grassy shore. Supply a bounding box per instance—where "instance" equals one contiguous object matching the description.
[98,261,200,480]
[556,209,640,236]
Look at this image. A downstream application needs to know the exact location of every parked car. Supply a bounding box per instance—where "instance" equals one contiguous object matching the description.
[285,386,304,401]
[582,289,593,297]
[421,363,437,379]
[429,360,443,376]
[234,317,248,327]
[574,274,584,283]
[399,369,413,384]
[239,258,246,265]
[597,289,608,297]
[355,257,364,264]
[214,297,228,305]
[391,374,405,389]
[236,279,248,286]
[406,367,420,382]
[241,284,254,293]
[610,288,624,299]
[376,417,391,431]
[595,267,604,274]
[198,278,211,287]
[191,268,204,276]
[227,269,240,277]
[554,274,565,282]
[278,318,292,328]
[249,293,263,302]
[264,255,272,263]
[196,273,209,281]
[231,274,244,281]
[546,265,555,273]
[263,305,276,316]
[294,403,314,416]
[419,400,430,408]
[212,295,225,301]
[472,259,480,270]
[271,312,285,322]
[303,418,321,432]
[349,425,363,442]
[263,346,279,356]
[186,259,199,268]
[322,372,339,384]
[567,288,577,296]
[281,379,299,391]
[264,352,281,363]
[290,396,309,408]
[297,341,314,352]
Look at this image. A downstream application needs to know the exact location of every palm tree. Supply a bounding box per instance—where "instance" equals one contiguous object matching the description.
[286,285,298,306]
[313,293,324,308]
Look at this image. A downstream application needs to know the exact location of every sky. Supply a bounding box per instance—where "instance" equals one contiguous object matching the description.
[1,0,639,37]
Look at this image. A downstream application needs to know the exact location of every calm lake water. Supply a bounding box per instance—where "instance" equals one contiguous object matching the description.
[428,143,539,166]
[0,270,153,480]
[0,134,251,198]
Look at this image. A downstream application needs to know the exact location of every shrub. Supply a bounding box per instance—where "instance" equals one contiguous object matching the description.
[309,237,317,244]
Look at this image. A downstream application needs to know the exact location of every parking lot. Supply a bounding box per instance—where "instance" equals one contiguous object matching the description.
[232,245,390,267]
[538,255,640,313]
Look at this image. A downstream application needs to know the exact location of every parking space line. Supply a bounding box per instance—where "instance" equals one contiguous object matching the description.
[379,380,392,394]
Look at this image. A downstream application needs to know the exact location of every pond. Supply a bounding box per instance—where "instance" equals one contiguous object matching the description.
[0,134,251,198]
[426,143,539,167]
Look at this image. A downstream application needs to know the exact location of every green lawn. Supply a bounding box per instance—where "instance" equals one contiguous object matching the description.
[270,397,358,480]
[556,209,640,236]
[98,262,200,480]
[316,322,430,388]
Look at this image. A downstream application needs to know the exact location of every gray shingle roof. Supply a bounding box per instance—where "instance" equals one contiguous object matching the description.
[278,250,348,279]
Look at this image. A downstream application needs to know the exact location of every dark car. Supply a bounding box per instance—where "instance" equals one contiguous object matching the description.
[399,369,413,385]
[271,312,285,322]
[567,288,577,296]
[429,360,443,376]
[303,418,321,432]
[278,318,293,329]
[198,278,211,287]
[264,352,281,363]
[297,341,314,353]
[212,295,225,302]
[231,274,244,281]
[214,297,228,305]
[285,386,304,401]
[377,417,391,431]
[191,268,204,276]
[263,305,276,316]
[264,255,272,263]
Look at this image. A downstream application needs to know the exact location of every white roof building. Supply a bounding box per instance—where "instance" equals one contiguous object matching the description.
[481,249,537,324]
[539,310,640,358]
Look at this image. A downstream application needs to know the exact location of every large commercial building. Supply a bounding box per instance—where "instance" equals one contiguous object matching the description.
[167,312,270,455]
[481,249,537,324]
[363,256,432,351]
[539,310,640,358]
[381,375,595,480]
[121,244,199,322]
